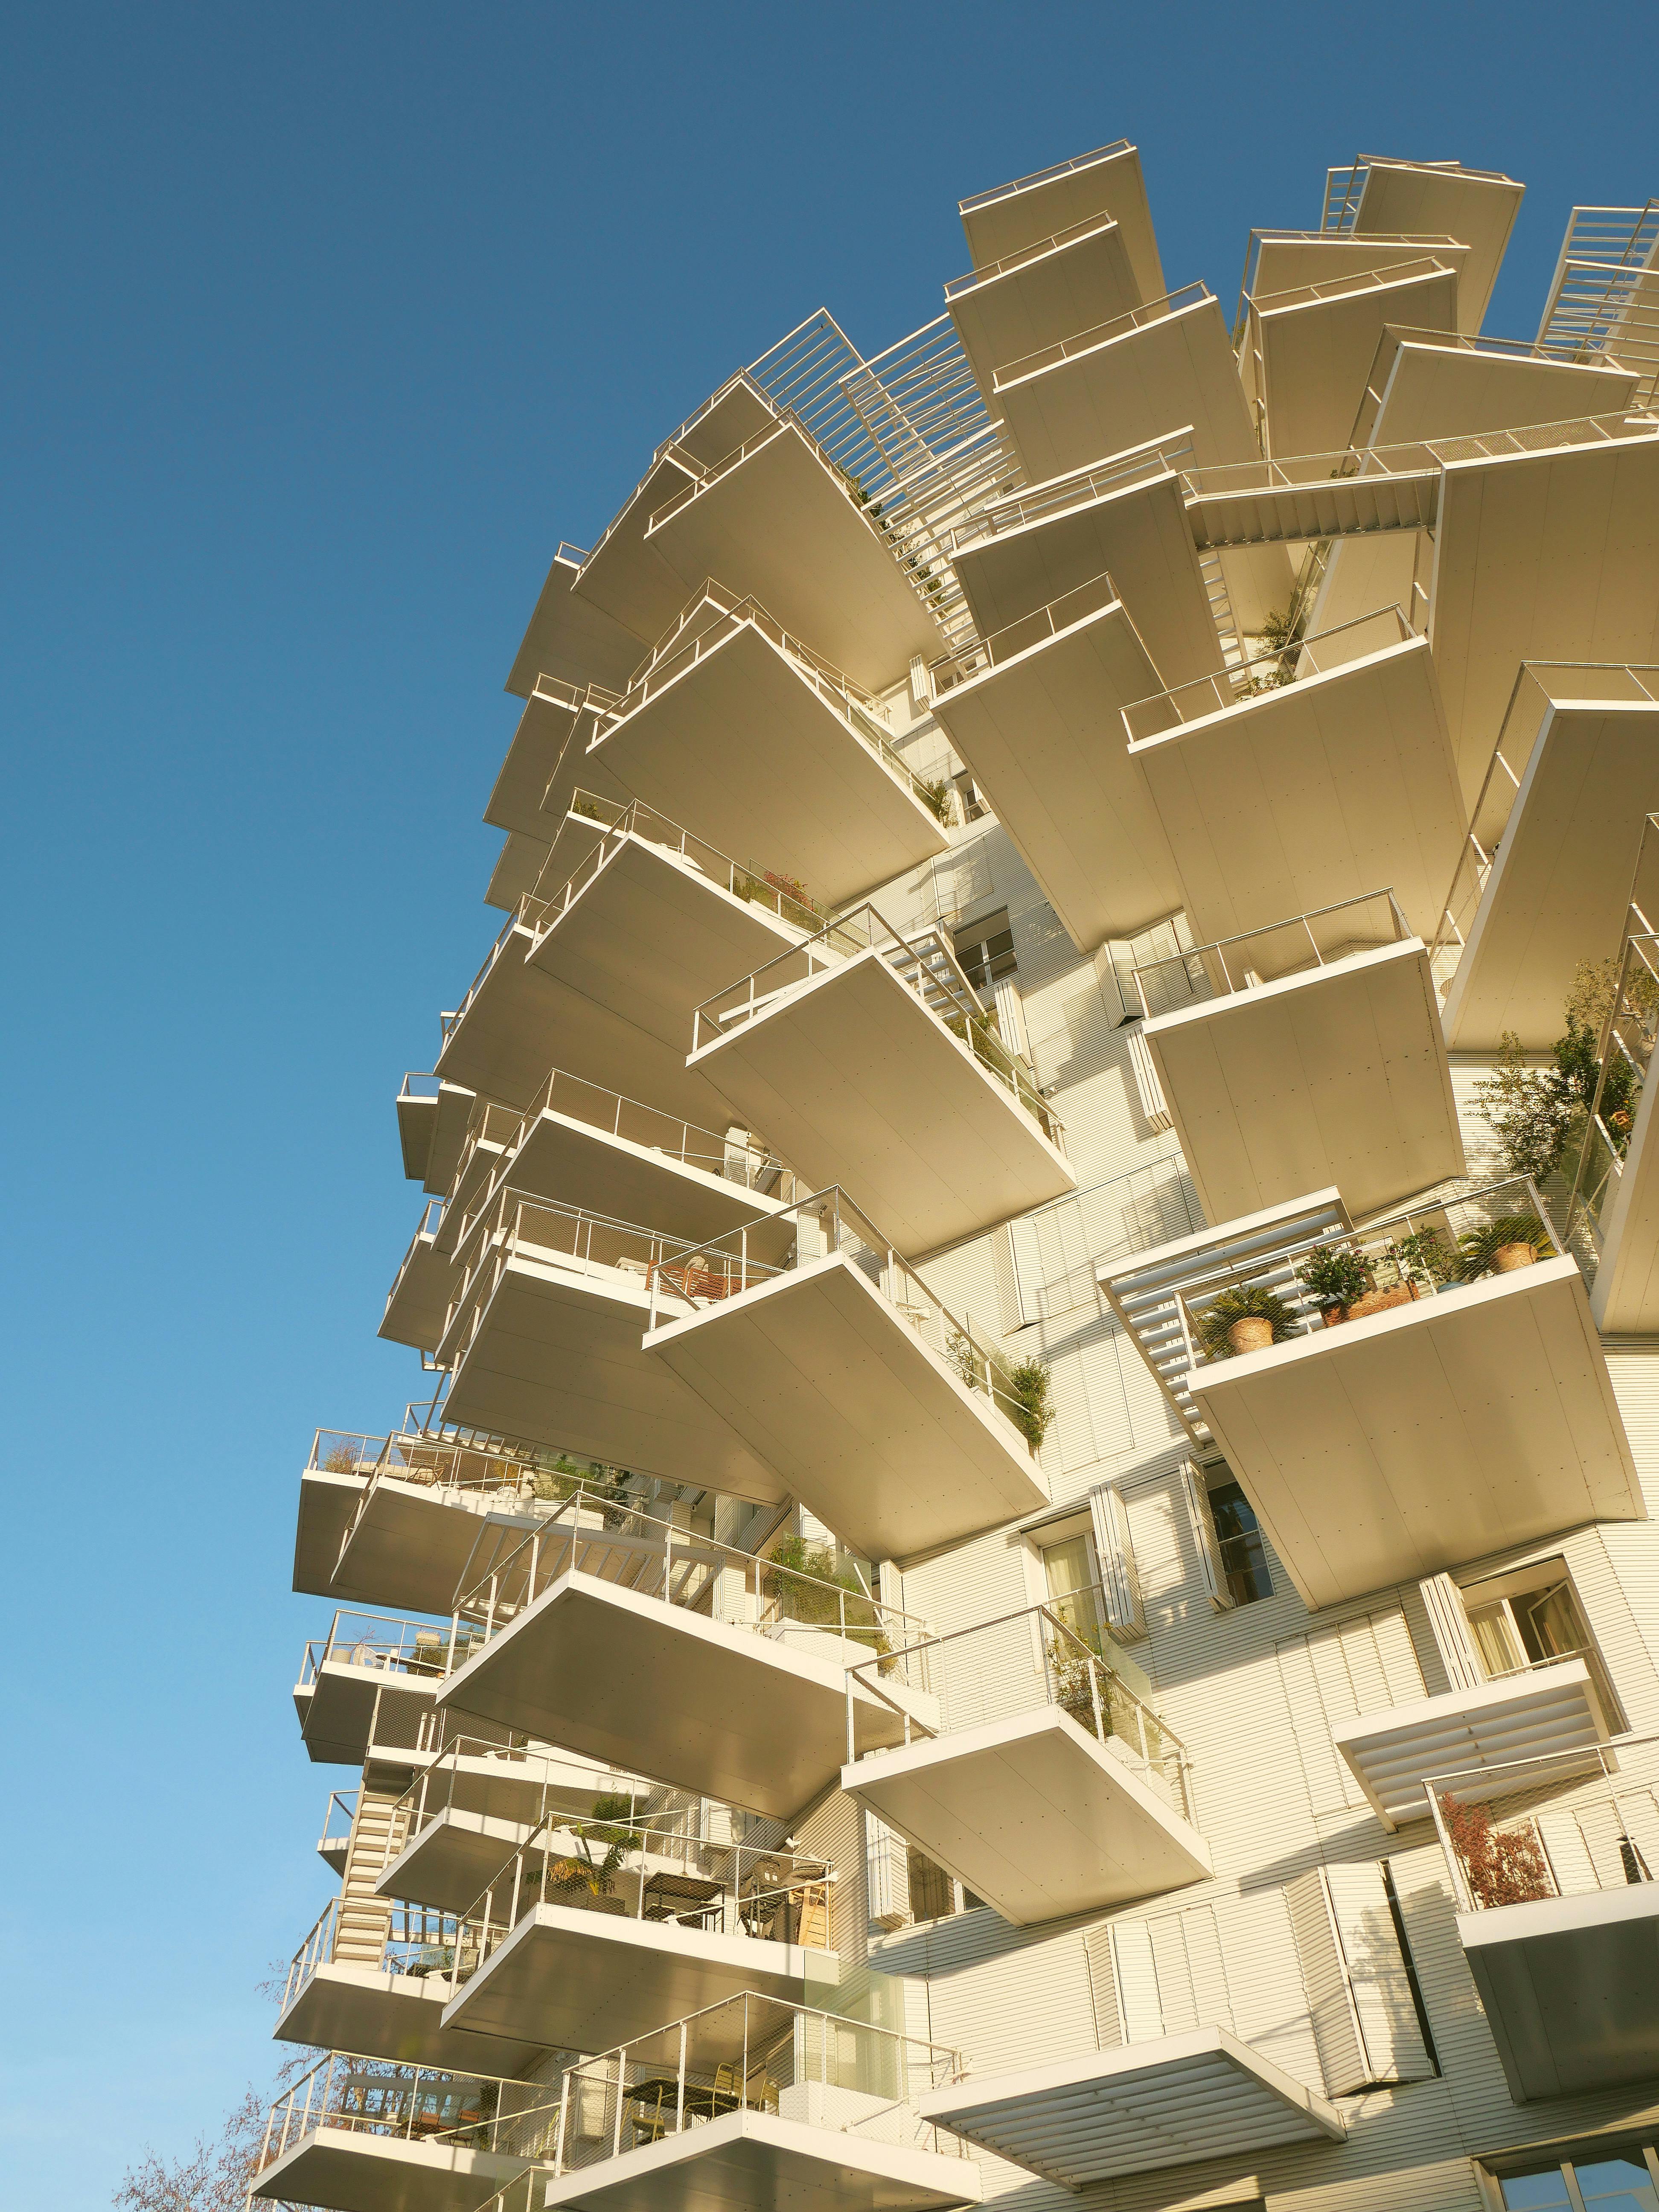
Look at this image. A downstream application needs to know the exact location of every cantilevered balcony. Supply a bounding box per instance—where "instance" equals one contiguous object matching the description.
[993,283,1260,487]
[687,908,1072,1253]
[1332,1657,1612,1831]
[960,140,1164,304]
[1436,666,1659,1051]
[541,1994,978,2212]
[431,1191,787,1499]
[1350,326,1641,454]
[1240,256,1458,457]
[946,215,1141,403]
[585,584,949,908]
[507,540,651,699]
[643,1188,1050,1559]
[1242,228,1473,315]
[1126,1177,1645,1610]
[1131,888,1464,1222]
[928,572,1179,952]
[294,1612,457,1765]
[297,1429,380,1596]
[842,1595,1208,1926]
[382,1201,458,1354]
[1123,608,1464,950]
[278,1897,541,2074]
[251,2051,558,2212]
[400,1075,494,1197]
[484,672,630,916]
[1322,155,1524,335]
[1428,1737,1659,2102]
[641,417,945,690]
[441,1822,837,2052]
[434,1492,934,1817]
[919,2032,1343,2187]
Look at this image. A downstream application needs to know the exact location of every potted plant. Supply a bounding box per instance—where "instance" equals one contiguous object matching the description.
[1457,1214,1551,1282]
[1196,1284,1297,1360]
[1299,1243,1369,1326]
[1394,1225,1455,1288]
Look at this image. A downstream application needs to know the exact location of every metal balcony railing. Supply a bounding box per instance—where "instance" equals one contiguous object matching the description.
[641,1183,1041,1452]
[533,790,827,943]
[318,1789,358,1857]
[282,1897,480,2011]
[1537,203,1659,405]
[255,2051,563,2177]
[446,1485,930,1679]
[928,568,1123,696]
[943,208,1130,301]
[849,1589,1196,1827]
[440,896,547,1051]
[1132,887,1413,1019]
[1119,605,1414,741]
[387,1738,700,1865]
[993,280,1213,387]
[1320,156,1519,239]
[544,1992,968,2176]
[959,139,1133,218]
[1426,1735,1659,1915]
[690,902,1063,1151]
[449,1820,836,1997]
[298,1609,481,1694]
[1565,838,1659,1254]
[941,430,1195,559]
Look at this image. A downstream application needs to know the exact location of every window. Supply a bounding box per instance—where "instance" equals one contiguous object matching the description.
[950,769,990,824]
[905,1846,984,1922]
[1206,1477,1272,1606]
[1461,1560,1622,1730]
[953,908,1016,992]
[1042,1531,1106,1647]
[1489,2141,1659,2210]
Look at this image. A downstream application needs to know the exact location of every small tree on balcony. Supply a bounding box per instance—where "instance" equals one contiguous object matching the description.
[543,1796,644,1902]
[1438,1792,1553,1907]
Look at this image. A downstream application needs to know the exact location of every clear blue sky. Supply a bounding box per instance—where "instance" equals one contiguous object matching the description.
[4,5,1655,2202]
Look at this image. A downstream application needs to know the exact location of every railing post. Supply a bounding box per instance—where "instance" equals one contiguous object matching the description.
[556,2070,570,2177]
[675,2020,687,2135]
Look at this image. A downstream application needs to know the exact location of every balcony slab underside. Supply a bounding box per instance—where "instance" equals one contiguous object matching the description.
[543,2109,982,2212]
[842,1708,1211,1928]
[1430,435,1659,810]
[1140,939,1464,1224]
[688,952,1074,1254]
[440,1569,926,1819]
[296,1666,438,1768]
[1128,635,1466,948]
[1592,1067,1659,1333]
[278,1962,541,2075]
[487,683,588,840]
[961,143,1164,305]
[442,1903,834,2054]
[646,1255,1048,1563]
[296,1470,367,1597]
[950,218,1141,400]
[1366,344,1640,453]
[402,1089,440,1183]
[509,546,652,699]
[1252,263,1457,459]
[252,2125,531,2212]
[1193,1254,1646,1611]
[1348,162,1522,333]
[591,624,947,908]
[421,1082,484,1196]
[380,1807,565,1912]
[528,834,803,1060]
[1330,1659,1608,1829]
[1251,233,1472,302]
[382,1238,460,1354]
[996,297,1259,485]
[1461,1884,1659,2103]
[644,428,942,691]
[334,1481,532,1619]
[440,1256,786,1502]
[917,2028,1344,2186]
[930,600,1179,952]
[1441,697,1659,1051]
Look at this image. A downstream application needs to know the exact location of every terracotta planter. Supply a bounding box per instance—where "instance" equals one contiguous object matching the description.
[1344,1283,1417,1322]
[1321,1305,1347,1328]
[1227,1315,1275,1355]
[1492,1243,1537,1273]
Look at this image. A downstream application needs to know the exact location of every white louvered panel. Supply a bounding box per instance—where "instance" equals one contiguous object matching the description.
[1109,1920,1164,2043]
[1418,1572,1484,1691]
[1125,1024,1173,1132]
[1089,1484,1147,1642]
[1147,1914,1200,2032]
[1601,1345,1659,1516]
[1323,1863,1432,2087]
[1082,1923,1123,2048]
[1180,1462,1234,1612]
[905,1912,1098,2081]
[900,1524,1026,1642]
[1277,1637,1362,1814]
[1286,1867,1365,2097]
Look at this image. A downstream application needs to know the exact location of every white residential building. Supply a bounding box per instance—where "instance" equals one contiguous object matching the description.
[258,147,1659,2212]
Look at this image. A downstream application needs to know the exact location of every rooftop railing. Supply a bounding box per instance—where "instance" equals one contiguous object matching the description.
[943,209,1127,300]
[446,1484,930,1679]
[928,567,1122,695]
[993,281,1211,387]
[689,902,1063,1150]
[850,1590,1195,1826]
[1131,886,1412,1019]
[640,1183,1041,1453]
[1119,604,1414,741]
[959,139,1132,216]
[255,2051,563,2178]
[449,1820,836,1997]
[1168,1175,1564,1382]
[1426,1735,1659,1915]
[544,1992,968,2176]
[532,790,826,943]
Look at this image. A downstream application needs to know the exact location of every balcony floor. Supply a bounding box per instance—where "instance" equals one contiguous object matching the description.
[277,1962,541,2075]
[444,1902,835,2053]
[543,2109,981,2212]
[1140,938,1464,1224]
[930,595,1179,952]
[1193,1254,1646,1611]
[842,1708,1210,1927]
[438,1569,930,1821]
[251,2125,532,2212]
[646,1254,1048,1562]
[1461,1883,1659,2102]
[688,949,1075,1254]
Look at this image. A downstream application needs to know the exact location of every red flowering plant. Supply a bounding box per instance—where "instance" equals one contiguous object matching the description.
[1438,1791,1553,1908]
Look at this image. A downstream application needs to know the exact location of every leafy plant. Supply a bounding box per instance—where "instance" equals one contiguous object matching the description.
[1394,1225,1455,1285]
[916,776,953,826]
[1473,1032,1578,1181]
[1004,1358,1055,1449]
[1196,1284,1298,1360]
[1242,606,1299,693]
[1300,1244,1368,1311]
[1046,1634,1111,1740]
[1439,1793,1552,1908]
[767,1534,890,1655]
[323,1443,361,1474]
[542,1794,643,1901]
[1457,1214,1551,1281]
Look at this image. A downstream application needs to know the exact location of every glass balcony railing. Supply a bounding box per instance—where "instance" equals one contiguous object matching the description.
[1426,1735,1659,1915]
[851,1589,1195,1827]
[255,2051,563,2176]
[541,1993,968,2177]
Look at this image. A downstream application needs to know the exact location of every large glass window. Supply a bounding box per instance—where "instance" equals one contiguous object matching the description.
[1461,1561,1622,1730]
[1042,1531,1104,1647]
[953,909,1016,992]
[1206,1477,1272,1606]
[1494,2142,1659,2210]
